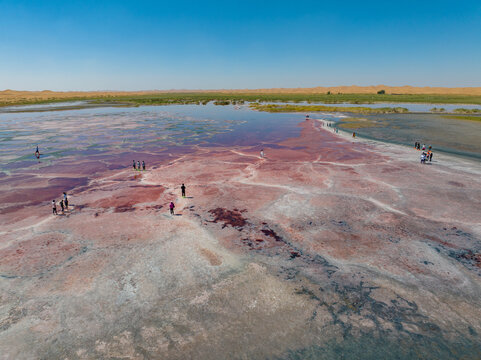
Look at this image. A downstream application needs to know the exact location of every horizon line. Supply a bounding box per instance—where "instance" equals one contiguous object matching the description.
[2,85,481,94]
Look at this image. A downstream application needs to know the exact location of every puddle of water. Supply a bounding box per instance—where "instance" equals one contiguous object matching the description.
[0,101,89,112]
[331,113,481,160]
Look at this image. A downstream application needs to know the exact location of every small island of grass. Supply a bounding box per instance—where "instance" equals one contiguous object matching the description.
[249,103,409,114]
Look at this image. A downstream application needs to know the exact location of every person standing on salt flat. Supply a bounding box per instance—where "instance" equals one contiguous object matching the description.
[63,192,69,210]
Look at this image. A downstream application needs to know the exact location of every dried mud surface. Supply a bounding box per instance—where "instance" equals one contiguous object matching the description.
[1,119,481,359]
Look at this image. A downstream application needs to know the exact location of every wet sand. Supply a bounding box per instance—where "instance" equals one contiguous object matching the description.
[1,119,480,359]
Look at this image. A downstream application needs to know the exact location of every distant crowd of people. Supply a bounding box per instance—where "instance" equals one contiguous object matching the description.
[44,121,438,219]
[52,192,69,215]
[48,153,187,217]
[133,160,146,171]
[51,185,188,217]
[415,142,434,163]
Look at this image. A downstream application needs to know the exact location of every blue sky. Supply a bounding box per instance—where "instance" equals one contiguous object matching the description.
[0,0,480,90]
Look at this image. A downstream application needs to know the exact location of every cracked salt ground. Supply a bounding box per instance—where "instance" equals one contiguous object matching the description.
[0,108,481,359]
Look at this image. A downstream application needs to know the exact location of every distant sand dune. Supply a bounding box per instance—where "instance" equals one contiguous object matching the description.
[1,85,481,104]
[219,85,481,95]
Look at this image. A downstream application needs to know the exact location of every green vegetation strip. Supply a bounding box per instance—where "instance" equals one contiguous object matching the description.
[250,103,409,114]
[441,115,481,122]
[453,108,481,114]
[337,118,383,129]
[3,92,481,107]
[99,93,481,106]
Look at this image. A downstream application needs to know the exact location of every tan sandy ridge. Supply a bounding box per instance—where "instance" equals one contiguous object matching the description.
[2,85,481,105]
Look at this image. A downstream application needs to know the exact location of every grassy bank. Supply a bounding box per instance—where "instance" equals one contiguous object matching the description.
[249,103,410,114]
[2,92,481,107]
[98,93,481,106]
[336,118,384,129]
[442,115,481,122]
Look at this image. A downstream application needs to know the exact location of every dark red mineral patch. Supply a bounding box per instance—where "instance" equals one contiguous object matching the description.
[460,250,481,268]
[261,229,283,242]
[208,208,248,229]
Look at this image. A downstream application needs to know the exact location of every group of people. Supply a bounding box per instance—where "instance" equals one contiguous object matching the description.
[319,121,339,133]
[420,152,433,163]
[52,192,69,215]
[414,142,432,151]
[50,185,185,216]
[169,183,187,215]
[133,160,146,171]
[415,142,434,163]
[35,146,69,216]
[44,145,189,216]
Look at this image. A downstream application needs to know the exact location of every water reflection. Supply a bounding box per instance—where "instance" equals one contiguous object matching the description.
[0,104,302,174]
[332,113,481,160]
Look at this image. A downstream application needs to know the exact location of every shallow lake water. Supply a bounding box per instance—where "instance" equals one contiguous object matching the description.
[295,101,481,112]
[1,103,480,177]
[330,112,481,160]
[0,104,303,175]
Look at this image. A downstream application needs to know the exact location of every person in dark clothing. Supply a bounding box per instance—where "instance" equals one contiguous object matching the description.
[181,183,186,197]
[429,152,433,162]
[142,161,145,170]
[169,201,175,215]
[60,200,64,213]
[52,200,57,215]
[133,160,136,170]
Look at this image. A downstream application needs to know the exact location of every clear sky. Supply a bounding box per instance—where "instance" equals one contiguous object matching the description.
[0,0,480,91]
